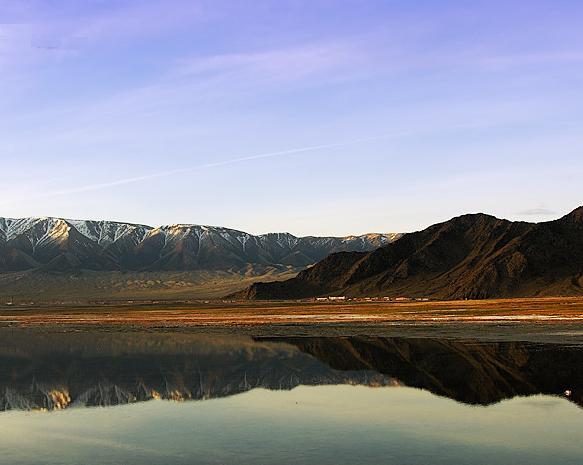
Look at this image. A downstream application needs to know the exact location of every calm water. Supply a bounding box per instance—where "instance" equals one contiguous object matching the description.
[0,330,581,465]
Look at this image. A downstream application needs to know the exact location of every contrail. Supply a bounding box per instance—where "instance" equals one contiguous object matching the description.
[2,131,411,205]
[3,119,549,205]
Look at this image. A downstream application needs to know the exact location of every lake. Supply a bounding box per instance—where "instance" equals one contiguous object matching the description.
[0,330,581,465]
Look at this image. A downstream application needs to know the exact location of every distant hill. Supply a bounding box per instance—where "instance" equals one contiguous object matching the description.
[233,207,583,300]
[0,217,400,273]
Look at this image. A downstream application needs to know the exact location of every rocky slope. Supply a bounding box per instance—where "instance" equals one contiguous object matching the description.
[234,206,583,300]
[0,217,399,273]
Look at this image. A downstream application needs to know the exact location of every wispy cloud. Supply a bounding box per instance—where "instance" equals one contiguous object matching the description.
[475,51,583,70]
[518,207,558,216]
[175,41,365,82]
[71,0,205,44]
[0,1,204,71]
[1,38,369,147]
[104,40,365,110]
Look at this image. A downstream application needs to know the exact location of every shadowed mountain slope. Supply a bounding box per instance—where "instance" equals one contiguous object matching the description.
[234,207,583,300]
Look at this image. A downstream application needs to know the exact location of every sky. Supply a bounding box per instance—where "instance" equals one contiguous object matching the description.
[1,0,582,236]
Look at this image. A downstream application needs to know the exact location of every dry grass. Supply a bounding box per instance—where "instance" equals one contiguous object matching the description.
[1,296,582,327]
[0,269,298,301]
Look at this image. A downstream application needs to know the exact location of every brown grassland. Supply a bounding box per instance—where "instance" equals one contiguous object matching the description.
[1,296,582,343]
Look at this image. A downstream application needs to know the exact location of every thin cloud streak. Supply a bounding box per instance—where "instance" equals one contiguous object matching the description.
[517,207,558,216]
[0,119,546,207]
[0,132,408,206]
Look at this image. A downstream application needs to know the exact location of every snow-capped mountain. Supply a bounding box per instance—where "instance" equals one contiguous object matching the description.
[0,217,401,272]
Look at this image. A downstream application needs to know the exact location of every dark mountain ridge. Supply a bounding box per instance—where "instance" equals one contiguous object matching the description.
[235,207,583,300]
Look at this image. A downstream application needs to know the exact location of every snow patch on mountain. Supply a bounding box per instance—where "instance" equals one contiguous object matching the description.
[68,220,151,246]
[0,216,401,271]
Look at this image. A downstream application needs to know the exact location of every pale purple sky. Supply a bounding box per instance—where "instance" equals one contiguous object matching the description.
[1,1,582,235]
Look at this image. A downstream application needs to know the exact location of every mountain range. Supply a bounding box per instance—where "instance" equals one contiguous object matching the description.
[0,217,400,273]
[235,206,583,300]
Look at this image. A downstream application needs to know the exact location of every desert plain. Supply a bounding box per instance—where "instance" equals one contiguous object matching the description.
[1,296,582,344]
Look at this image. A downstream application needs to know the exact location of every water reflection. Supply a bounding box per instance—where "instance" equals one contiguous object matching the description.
[0,332,393,411]
[271,336,582,407]
[0,331,579,411]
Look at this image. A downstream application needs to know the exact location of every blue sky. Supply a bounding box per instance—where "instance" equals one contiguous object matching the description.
[1,0,582,235]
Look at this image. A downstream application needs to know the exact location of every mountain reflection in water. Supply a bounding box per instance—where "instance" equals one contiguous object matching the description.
[0,331,580,412]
